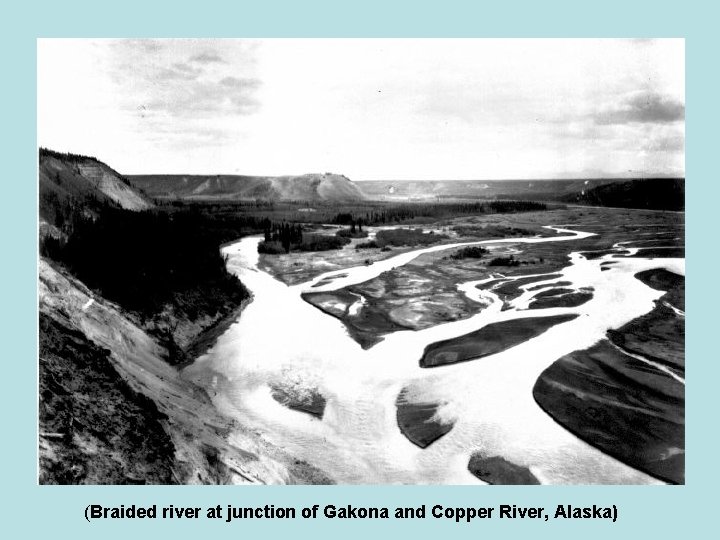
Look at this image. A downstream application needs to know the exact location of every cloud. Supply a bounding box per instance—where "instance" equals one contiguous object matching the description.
[219,76,261,89]
[190,51,225,64]
[143,78,262,117]
[144,125,235,148]
[123,39,164,53]
[97,39,264,154]
[628,38,656,46]
[594,92,684,125]
[155,62,203,81]
[172,62,202,75]
[40,38,683,177]
[106,40,262,120]
[415,84,535,125]
[642,133,685,152]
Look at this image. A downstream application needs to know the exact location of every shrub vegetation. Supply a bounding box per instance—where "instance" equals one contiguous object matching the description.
[450,246,488,260]
[375,228,448,247]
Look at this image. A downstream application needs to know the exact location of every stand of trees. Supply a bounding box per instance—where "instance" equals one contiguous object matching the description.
[262,222,303,253]
[40,147,100,163]
[333,200,546,226]
[488,255,521,267]
[336,220,367,239]
[374,228,449,247]
[40,204,253,325]
[258,227,351,254]
[166,198,548,230]
[561,178,684,211]
[450,246,488,260]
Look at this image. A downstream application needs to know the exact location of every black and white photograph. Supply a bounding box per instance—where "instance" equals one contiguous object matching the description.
[37,38,685,485]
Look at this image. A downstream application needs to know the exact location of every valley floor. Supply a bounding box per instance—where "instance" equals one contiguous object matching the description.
[186,207,684,484]
[38,206,684,484]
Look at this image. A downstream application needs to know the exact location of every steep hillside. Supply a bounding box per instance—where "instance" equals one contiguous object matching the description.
[39,258,332,484]
[36,149,339,484]
[39,148,152,228]
[40,203,258,366]
[128,172,367,202]
[561,178,685,211]
[39,149,266,365]
[39,312,175,484]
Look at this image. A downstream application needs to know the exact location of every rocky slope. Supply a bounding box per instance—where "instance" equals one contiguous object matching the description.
[39,149,257,367]
[38,257,332,484]
[39,149,152,225]
[39,312,175,484]
[37,149,338,484]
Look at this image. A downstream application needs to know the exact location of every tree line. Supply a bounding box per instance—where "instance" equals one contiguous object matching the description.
[332,200,546,226]
[40,203,259,327]
[263,221,304,252]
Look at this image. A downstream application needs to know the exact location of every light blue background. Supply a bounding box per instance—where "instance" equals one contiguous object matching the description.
[2,1,715,538]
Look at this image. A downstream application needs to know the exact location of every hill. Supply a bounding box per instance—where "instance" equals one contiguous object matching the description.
[39,148,153,231]
[356,178,685,211]
[560,178,684,211]
[37,150,330,483]
[39,258,329,485]
[128,173,368,202]
[355,179,619,201]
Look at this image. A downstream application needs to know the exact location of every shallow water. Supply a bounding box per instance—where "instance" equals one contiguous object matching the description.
[184,226,684,484]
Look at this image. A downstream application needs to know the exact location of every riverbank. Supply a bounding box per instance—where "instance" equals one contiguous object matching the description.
[181,296,254,369]
[39,256,334,484]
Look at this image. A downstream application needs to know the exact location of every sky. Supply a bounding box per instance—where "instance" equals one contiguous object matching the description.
[37,38,684,180]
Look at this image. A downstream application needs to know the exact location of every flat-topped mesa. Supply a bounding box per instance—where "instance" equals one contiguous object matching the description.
[127,172,368,202]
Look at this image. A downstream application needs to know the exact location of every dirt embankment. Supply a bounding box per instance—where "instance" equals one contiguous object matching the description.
[39,313,175,484]
[38,257,333,485]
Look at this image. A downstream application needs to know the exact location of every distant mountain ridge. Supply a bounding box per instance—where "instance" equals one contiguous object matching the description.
[39,148,683,211]
[128,172,368,203]
[355,178,684,211]
[356,178,633,200]
[560,178,684,211]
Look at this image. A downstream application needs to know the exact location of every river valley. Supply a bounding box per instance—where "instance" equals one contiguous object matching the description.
[183,208,685,484]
